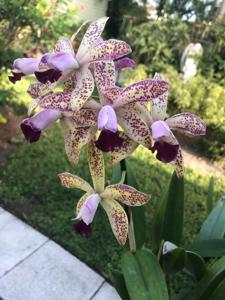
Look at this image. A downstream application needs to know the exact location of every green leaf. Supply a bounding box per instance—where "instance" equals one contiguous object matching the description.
[112,163,123,184]
[121,249,169,300]
[161,247,186,274]
[126,161,146,250]
[185,251,206,280]
[198,196,225,240]
[109,269,130,300]
[207,177,214,214]
[187,256,225,300]
[185,239,225,257]
[152,171,184,250]
[210,278,225,300]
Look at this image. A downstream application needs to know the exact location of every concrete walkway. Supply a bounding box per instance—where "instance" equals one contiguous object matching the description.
[0,208,121,300]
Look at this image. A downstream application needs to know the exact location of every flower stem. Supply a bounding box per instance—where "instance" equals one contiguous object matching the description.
[157,239,164,261]
[128,207,137,253]
[120,159,137,253]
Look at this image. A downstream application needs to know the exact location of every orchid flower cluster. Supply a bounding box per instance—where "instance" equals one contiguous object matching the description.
[10,17,206,245]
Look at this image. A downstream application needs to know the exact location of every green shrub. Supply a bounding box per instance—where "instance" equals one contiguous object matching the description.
[123,18,190,72]
[0,71,33,114]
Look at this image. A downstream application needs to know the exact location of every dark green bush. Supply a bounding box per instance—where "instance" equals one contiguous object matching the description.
[123,17,190,72]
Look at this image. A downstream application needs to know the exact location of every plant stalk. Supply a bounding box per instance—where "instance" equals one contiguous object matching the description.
[128,207,137,253]
[120,159,137,253]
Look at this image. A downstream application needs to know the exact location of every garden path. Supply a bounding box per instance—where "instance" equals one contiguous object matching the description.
[0,207,120,300]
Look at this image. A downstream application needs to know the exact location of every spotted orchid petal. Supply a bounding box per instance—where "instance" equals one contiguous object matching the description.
[88,142,105,193]
[79,39,132,65]
[151,120,171,139]
[101,184,150,206]
[76,193,101,225]
[114,57,136,70]
[117,108,153,148]
[92,61,116,92]
[54,38,75,55]
[112,79,169,108]
[151,74,168,121]
[71,65,94,111]
[70,108,97,128]
[98,105,118,133]
[64,73,77,92]
[101,86,122,104]
[151,91,168,122]
[171,148,184,177]
[101,198,128,246]
[109,133,138,164]
[166,113,206,136]
[28,83,47,99]
[58,172,94,193]
[61,119,96,165]
[39,92,72,112]
[20,109,60,143]
[78,39,131,66]
[95,130,124,152]
[76,192,92,215]
[43,52,79,72]
[13,57,41,75]
[76,17,109,62]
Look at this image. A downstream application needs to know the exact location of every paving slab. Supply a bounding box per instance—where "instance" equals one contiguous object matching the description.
[0,210,48,278]
[0,240,105,300]
[92,282,121,300]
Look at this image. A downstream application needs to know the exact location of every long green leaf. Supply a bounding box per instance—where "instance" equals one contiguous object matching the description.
[152,171,184,250]
[198,196,225,240]
[185,251,206,280]
[110,269,130,300]
[161,247,186,275]
[187,256,225,300]
[210,278,225,300]
[121,249,169,300]
[185,239,225,257]
[207,176,214,214]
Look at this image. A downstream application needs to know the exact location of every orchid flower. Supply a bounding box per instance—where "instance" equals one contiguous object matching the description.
[38,61,168,164]
[112,74,206,176]
[19,82,67,143]
[59,142,150,245]
[9,17,132,112]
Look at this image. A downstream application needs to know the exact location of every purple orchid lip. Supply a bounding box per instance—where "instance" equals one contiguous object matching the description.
[8,72,25,84]
[114,57,136,70]
[35,69,62,84]
[20,120,41,143]
[150,140,179,163]
[73,221,92,239]
[95,130,124,152]
[20,109,61,143]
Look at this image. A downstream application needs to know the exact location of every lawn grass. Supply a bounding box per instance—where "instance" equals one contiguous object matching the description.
[0,123,225,282]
